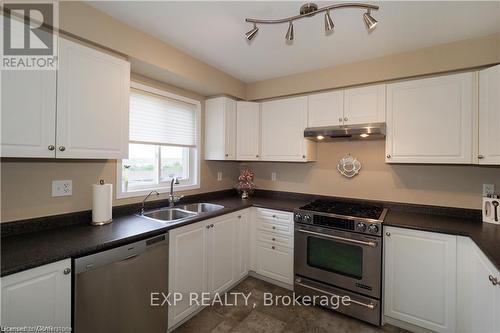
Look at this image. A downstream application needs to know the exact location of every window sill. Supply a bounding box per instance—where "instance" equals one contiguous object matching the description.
[116,183,201,199]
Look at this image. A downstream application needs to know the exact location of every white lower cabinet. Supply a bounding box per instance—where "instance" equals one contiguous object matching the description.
[168,210,249,329]
[384,226,457,333]
[1,259,71,329]
[457,237,500,333]
[252,208,294,286]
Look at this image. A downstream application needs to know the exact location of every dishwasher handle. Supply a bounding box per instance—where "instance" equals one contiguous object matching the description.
[74,233,168,274]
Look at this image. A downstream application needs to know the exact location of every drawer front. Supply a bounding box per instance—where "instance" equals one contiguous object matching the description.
[257,218,293,236]
[255,208,293,224]
[257,230,293,248]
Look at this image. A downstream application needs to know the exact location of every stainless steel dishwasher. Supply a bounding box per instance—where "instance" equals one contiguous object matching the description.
[74,233,168,333]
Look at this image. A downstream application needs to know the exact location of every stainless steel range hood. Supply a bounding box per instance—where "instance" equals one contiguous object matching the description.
[304,123,386,141]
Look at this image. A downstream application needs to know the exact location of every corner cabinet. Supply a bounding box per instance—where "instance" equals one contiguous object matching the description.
[236,101,261,160]
[478,64,500,165]
[205,97,237,160]
[385,72,474,164]
[384,226,457,333]
[261,96,316,162]
[1,38,130,159]
[1,259,71,329]
[168,210,249,329]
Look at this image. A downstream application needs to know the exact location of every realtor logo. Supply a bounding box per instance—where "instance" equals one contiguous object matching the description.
[1,1,58,70]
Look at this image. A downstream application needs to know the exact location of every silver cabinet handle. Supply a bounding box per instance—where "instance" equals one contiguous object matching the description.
[225,153,229,157]
[386,154,391,159]
[386,232,391,237]
[295,281,376,310]
[256,155,259,158]
[272,215,276,218]
[206,225,210,229]
[272,226,276,230]
[489,275,499,286]
[478,155,484,159]
[58,146,66,152]
[63,268,71,275]
[48,145,55,151]
[272,238,276,241]
[238,215,242,219]
[302,155,306,159]
[297,229,378,248]
[271,246,275,250]
[339,117,343,122]
[344,117,348,121]
[211,224,214,228]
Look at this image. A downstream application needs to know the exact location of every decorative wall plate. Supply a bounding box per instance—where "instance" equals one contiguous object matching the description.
[337,154,361,178]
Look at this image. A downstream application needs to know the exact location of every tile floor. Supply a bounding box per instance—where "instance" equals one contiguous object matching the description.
[173,277,410,333]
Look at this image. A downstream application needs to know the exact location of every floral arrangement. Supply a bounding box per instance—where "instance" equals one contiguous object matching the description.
[236,168,255,199]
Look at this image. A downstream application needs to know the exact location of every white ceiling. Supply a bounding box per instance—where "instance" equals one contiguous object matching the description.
[87,1,500,83]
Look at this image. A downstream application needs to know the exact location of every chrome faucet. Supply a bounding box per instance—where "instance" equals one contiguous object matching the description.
[140,190,159,214]
[169,178,183,207]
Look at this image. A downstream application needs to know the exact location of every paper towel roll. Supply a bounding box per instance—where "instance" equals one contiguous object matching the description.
[92,181,113,225]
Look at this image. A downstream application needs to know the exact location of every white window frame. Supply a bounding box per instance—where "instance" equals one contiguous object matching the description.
[116,81,201,199]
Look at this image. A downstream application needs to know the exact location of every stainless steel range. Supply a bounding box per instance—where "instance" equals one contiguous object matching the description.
[294,200,387,326]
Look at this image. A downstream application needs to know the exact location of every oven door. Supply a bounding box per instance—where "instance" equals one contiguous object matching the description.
[294,223,381,298]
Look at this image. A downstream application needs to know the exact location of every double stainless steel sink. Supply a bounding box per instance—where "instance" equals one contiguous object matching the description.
[139,203,224,224]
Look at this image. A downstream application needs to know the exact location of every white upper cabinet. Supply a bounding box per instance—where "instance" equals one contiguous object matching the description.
[386,72,474,164]
[457,237,500,333]
[1,70,57,157]
[56,38,130,159]
[1,259,71,329]
[384,227,457,333]
[261,96,316,162]
[236,101,260,160]
[307,90,344,127]
[1,38,130,159]
[205,97,237,160]
[344,84,386,125]
[478,64,500,165]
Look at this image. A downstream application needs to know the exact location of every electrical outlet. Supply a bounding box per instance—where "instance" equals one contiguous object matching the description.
[271,172,277,182]
[217,171,222,182]
[52,180,72,197]
[483,184,495,197]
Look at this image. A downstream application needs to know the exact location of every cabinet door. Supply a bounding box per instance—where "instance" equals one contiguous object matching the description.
[234,211,249,280]
[207,215,236,294]
[307,90,344,127]
[205,97,236,160]
[457,237,500,333]
[1,70,56,157]
[386,73,473,164]
[479,65,500,165]
[236,102,260,160]
[1,259,71,328]
[168,221,208,328]
[255,242,293,285]
[384,227,456,333]
[344,84,386,125]
[261,96,311,161]
[56,38,130,159]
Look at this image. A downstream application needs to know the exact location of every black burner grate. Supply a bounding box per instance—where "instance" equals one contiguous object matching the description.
[300,200,383,219]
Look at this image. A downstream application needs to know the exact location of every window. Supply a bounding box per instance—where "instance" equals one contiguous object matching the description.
[117,82,200,198]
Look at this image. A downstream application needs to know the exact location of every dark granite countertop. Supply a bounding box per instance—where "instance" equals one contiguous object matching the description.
[2,190,499,276]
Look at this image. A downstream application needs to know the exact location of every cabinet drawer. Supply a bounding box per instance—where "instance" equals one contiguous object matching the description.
[255,208,292,224]
[255,241,293,285]
[257,230,293,248]
[256,218,293,236]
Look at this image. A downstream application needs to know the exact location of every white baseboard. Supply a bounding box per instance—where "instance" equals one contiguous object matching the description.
[384,316,436,333]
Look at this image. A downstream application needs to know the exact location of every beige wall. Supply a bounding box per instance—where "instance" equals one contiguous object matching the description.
[246,33,500,100]
[59,2,246,99]
[0,76,239,222]
[246,141,500,210]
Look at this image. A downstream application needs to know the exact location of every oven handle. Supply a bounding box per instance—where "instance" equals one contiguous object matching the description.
[295,281,376,310]
[297,229,378,248]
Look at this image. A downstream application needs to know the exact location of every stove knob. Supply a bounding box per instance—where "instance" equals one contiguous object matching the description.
[368,224,379,234]
[303,214,312,223]
[295,213,303,222]
[356,222,367,232]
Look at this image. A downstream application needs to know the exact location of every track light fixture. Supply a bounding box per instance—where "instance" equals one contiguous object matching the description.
[285,21,294,41]
[245,23,259,41]
[324,10,334,32]
[244,2,379,42]
[363,9,378,30]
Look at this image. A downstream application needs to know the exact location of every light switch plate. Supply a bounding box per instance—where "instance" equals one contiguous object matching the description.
[483,184,495,197]
[271,172,277,182]
[217,171,222,182]
[52,180,72,197]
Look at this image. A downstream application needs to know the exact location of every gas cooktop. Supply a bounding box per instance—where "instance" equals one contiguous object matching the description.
[299,200,384,219]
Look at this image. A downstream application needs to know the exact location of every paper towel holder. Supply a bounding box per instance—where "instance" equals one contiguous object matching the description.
[91,179,113,226]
